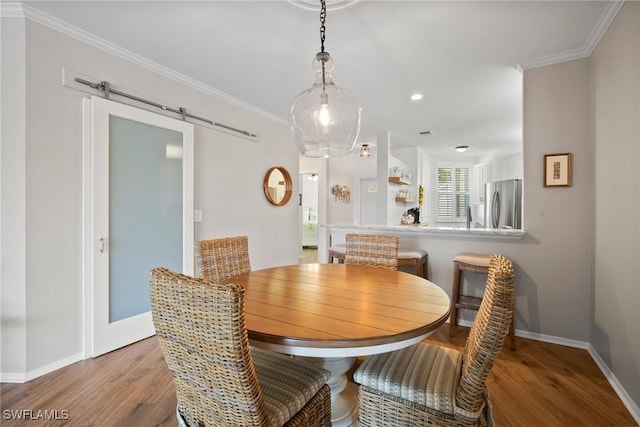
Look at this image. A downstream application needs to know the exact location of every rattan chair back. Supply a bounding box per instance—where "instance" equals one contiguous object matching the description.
[195,235,251,282]
[456,254,515,417]
[345,233,399,270]
[150,268,331,427]
[150,268,266,426]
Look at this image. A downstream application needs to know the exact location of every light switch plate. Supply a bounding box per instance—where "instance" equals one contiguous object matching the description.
[194,210,203,222]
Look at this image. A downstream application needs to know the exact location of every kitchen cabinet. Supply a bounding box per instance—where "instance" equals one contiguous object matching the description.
[473,153,523,204]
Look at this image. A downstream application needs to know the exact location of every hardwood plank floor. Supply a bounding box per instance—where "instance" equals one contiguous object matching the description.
[300,247,318,264]
[1,325,636,426]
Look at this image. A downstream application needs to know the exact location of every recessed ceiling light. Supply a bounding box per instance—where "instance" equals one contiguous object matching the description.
[359,144,371,157]
[455,145,469,152]
[410,93,423,101]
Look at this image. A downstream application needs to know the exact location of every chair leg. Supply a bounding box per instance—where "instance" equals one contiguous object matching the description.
[449,262,461,338]
[422,256,428,279]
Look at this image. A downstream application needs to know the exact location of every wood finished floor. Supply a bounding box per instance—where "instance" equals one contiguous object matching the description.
[1,324,636,427]
[300,247,318,264]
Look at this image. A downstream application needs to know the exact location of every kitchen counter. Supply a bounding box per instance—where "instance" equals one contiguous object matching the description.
[325,223,526,240]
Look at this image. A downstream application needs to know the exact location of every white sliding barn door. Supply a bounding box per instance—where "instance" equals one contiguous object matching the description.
[84,96,194,357]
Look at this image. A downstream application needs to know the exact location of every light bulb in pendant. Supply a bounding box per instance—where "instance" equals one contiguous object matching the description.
[318,93,331,127]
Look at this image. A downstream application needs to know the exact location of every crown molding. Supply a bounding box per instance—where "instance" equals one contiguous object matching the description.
[0,2,24,17]
[519,46,590,71]
[519,0,624,70]
[6,2,287,125]
[582,0,625,55]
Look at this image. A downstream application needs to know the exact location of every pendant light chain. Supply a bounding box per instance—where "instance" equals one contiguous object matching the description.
[319,0,326,53]
[319,0,328,88]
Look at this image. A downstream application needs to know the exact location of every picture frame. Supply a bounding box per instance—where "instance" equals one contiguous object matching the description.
[544,153,572,187]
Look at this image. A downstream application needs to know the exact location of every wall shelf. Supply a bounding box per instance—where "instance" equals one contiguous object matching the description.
[395,197,416,203]
[388,176,410,185]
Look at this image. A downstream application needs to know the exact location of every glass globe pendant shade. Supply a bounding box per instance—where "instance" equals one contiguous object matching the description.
[290,52,361,158]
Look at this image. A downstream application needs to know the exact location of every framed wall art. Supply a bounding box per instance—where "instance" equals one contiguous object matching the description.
[544,153,572,187]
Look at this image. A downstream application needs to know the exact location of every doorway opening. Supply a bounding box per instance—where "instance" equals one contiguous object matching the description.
[300,173,319,264]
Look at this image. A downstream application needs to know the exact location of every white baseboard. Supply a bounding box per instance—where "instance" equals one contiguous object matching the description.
[0,372,27,383]
[1,352,83,383]
[587,344,640,426]
[456,319,587,348]
[512,328,589,350]
[455,319,639,424]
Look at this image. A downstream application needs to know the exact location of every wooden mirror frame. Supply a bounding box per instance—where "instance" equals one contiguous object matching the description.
[263,166,293,206]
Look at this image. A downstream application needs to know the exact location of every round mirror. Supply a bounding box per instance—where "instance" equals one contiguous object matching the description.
[263,166,293,206]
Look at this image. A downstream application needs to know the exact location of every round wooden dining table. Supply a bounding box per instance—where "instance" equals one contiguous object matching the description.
[230,263,450,427]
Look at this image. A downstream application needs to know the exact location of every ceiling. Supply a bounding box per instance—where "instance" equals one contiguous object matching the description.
[21,0,616,160]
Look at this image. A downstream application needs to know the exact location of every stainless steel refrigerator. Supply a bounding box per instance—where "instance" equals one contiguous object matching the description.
[484,179,522,229]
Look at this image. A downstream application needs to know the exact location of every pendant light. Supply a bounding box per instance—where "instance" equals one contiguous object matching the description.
[290,0,361,158]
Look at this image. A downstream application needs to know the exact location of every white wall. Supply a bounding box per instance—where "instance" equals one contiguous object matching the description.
[590,1,640,409]
[520,58,593,341]
[1,16,28,378]
[1,17,299,378]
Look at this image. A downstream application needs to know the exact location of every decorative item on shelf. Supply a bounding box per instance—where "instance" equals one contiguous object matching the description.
[407,207,420,224]
[418,184,424,206]
[289,0,361,158]
[395,189,415,203]
[332,185,351,203]
[401,212,415,225]
[389,166,411,182]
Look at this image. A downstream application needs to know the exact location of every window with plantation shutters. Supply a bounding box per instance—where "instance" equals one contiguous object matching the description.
[436,164,471,222]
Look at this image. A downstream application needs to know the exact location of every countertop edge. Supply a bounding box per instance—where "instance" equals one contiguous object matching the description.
[325,223,526,240]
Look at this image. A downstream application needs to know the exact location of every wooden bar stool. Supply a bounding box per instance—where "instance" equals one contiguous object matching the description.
[450,252,516,350]
[398,249,429,279]
[328,244,429,278]
[328,244,346,264]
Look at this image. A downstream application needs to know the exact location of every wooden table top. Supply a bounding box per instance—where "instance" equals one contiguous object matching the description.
[230,263,450,355]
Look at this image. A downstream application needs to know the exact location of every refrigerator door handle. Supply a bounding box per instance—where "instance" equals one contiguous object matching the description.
[491,190,501,228]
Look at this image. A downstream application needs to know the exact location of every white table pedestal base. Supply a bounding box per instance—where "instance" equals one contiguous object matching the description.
[302,356,358,427]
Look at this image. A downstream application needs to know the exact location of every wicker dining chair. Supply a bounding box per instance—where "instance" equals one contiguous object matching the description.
[195,235,251,282]
[345,233,399,270]
[149,268,332,427]
[353,254,515,427]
